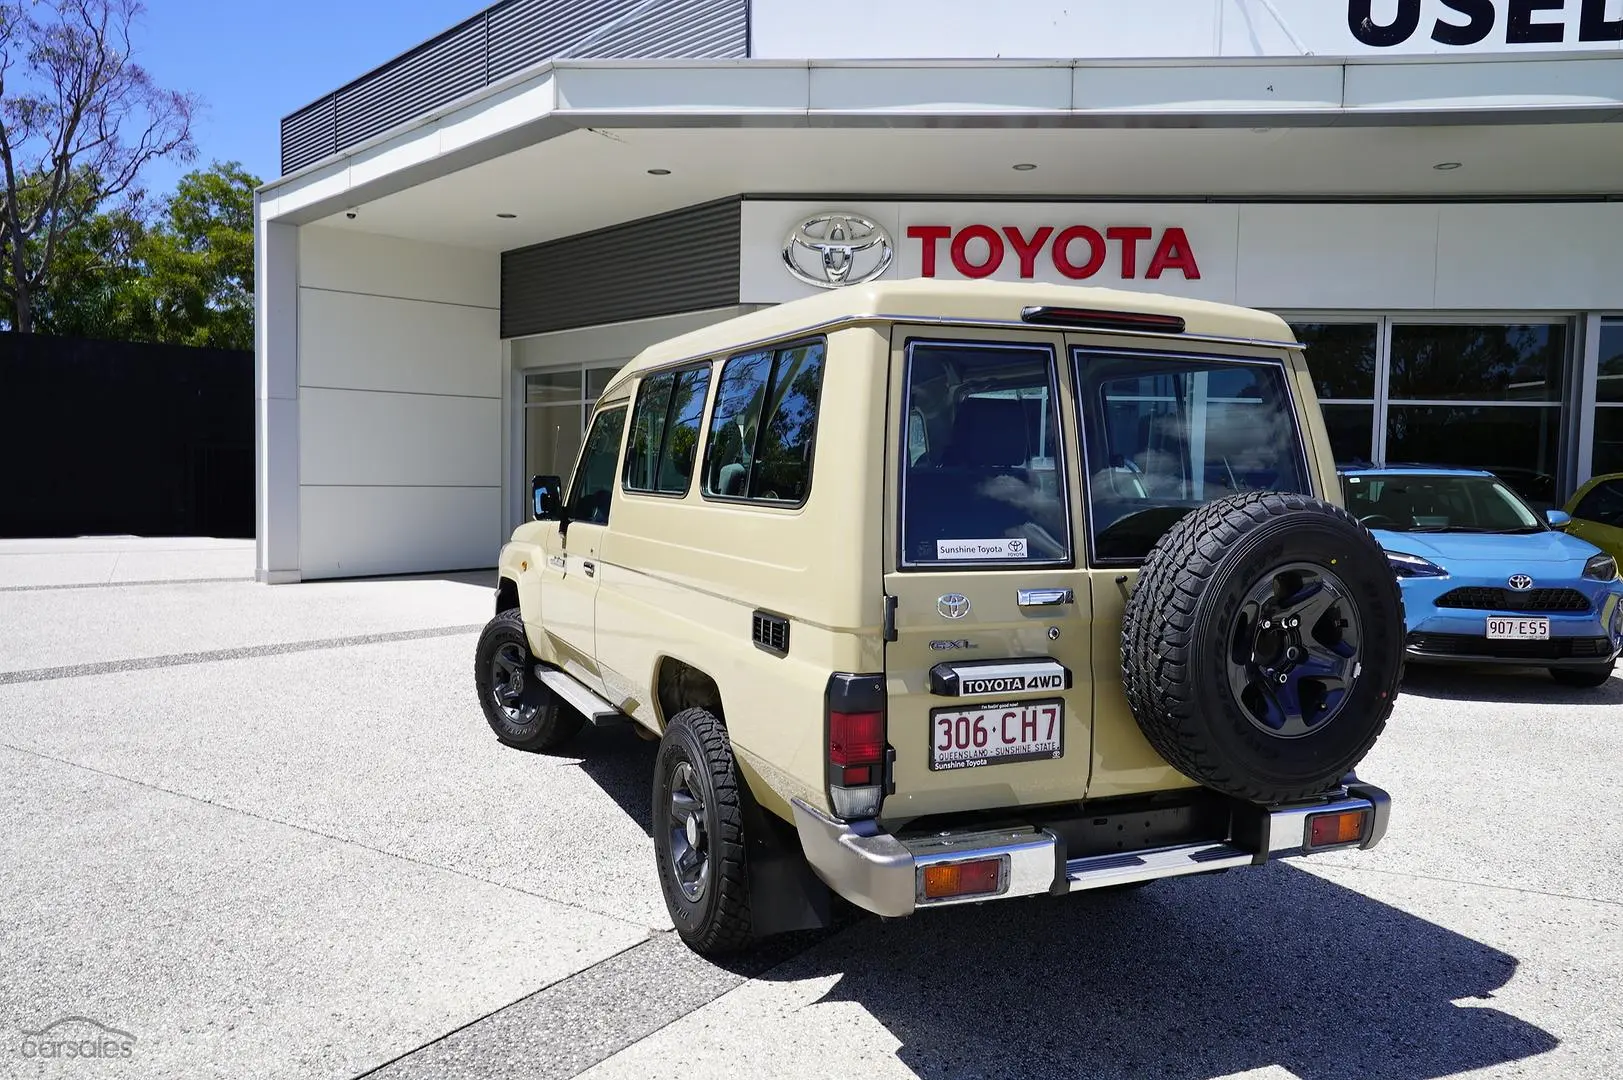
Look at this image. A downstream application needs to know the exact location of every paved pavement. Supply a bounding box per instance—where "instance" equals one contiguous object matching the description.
[2,539,1620,1079]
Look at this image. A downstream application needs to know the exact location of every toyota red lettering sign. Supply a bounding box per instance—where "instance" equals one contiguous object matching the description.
[904,224,1200,282]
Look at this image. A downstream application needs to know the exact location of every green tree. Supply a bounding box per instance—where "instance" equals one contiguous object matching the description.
[0,0,197,333]
[126,160,257,349]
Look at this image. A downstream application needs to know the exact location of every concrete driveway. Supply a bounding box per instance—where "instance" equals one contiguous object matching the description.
[2,538,1619,1079]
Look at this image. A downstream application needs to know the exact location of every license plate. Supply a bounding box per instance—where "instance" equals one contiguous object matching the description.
[1486,617,1549,640]
[929,699,1063,771]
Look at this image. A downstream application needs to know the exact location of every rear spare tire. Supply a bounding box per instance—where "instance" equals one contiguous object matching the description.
[1120,491,1404,805]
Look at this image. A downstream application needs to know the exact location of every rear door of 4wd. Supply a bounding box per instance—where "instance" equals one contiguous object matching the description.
[881,325,1095,823]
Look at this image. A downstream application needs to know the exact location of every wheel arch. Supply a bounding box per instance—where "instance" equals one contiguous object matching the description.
[654,656,726,731]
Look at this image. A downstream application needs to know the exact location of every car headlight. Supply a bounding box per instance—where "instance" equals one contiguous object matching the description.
[1582,553,1619,582]
[1386,551,1448,578]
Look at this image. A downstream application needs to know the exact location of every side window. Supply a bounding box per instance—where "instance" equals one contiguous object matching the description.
[1078,352,1310,563]
[900,341,1070,568]
[623,365,712,496]
[567,404,628,526]
[701,341,827,505]
[1574,479,1623,527]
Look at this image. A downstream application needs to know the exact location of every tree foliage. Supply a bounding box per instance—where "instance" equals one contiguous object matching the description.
[0,0,197,334]
[15,159,257,348]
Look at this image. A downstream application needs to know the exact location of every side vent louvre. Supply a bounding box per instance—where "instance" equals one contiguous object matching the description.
[752,610,790,657]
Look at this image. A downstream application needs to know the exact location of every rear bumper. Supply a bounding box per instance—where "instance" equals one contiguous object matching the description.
[790,783,1391,919]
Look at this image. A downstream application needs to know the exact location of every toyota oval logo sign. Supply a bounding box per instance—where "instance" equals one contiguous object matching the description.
[1508,574,1534,591]
[782,212,893,289]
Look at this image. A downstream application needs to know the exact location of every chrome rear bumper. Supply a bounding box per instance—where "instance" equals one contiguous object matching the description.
[790,784,1390,919]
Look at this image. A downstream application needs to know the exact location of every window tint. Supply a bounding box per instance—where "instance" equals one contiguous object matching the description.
[567,405,627,526]
[1388,323,1566,403]
[624,366,712,496]
[1078,353,1309,562]
[701,342,826,505]
[1340,473,1541,533]
[900,342,1069,567]
[1574,479,1623,528]
[624,373,675,492]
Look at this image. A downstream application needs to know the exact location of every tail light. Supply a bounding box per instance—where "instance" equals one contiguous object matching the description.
[826,673,889,820]
[1306,808,1370,849]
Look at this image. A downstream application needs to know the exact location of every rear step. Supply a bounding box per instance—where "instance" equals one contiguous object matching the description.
[534,666,624,726]
[1065,842,1254,891]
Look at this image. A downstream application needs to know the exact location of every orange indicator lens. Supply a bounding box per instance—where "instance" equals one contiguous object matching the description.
[1308,810,1368,848]
[922,858,1003,900]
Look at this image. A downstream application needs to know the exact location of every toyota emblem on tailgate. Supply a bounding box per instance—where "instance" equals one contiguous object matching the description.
[1508,575,1534,591]
[937,593,971,620]
[782,212,893,289]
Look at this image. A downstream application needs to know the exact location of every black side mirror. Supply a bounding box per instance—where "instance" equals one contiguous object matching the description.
[531,475,565,521]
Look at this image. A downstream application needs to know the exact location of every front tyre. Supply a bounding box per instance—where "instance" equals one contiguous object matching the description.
[1550,661,1615,688]
[652,707,753,956]
[473,610,583,752]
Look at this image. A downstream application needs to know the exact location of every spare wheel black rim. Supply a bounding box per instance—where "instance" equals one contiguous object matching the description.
[1226,561,1363,740]
[490,643,540,725]
[667,760,710,903]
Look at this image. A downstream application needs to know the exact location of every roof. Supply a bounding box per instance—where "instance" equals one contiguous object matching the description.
[1338,464,1496,477]
[601,278,1299,397]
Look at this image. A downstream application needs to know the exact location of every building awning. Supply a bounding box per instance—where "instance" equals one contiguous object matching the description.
[258,55,1623,253]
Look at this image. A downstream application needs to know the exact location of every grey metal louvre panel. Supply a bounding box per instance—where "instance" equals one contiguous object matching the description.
[587,0,747,58]
[502,200,741,338]
[487,0,626,81]
[281,96,336,174]
[336,18,487,148]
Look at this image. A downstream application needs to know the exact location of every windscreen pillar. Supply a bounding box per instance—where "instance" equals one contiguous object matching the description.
[255,211,300,584]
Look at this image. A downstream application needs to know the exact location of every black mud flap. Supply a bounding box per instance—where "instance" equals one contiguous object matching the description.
[740,784,836,936]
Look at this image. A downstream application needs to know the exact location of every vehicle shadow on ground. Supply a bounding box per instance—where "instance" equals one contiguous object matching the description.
[1400,663,1622,706]
[568,723,660,835]
[758,863,1557,1080]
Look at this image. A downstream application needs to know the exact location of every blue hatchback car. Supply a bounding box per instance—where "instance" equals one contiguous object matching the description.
[1338,466,1623,687]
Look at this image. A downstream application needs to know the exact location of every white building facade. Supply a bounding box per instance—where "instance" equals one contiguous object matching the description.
[255,0,1623,582]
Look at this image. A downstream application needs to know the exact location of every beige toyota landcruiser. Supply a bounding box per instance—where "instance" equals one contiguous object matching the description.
[476,279,1402,956]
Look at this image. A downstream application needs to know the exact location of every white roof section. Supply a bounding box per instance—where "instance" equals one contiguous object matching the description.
[257,53,1623,251]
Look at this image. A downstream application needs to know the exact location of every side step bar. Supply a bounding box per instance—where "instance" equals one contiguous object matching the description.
[534,665,624,727]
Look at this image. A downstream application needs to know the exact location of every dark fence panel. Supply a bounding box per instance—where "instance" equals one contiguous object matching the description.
[0,335,253,539]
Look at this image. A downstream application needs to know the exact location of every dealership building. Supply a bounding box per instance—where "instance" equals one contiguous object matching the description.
[253,0,1623,582]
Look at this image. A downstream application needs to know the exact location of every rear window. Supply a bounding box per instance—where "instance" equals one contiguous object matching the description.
[1078,351,1310,563]
[900,341,1071,568]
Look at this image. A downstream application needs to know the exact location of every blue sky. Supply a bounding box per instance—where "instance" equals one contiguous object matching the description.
[135,0,479,196]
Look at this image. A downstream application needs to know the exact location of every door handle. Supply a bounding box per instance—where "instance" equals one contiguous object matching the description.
[583,560,595,578]
[1017,587,1073,607]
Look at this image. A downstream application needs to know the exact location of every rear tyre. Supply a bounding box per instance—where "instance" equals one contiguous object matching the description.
[1121,491,1405,805]
[473,610,583,752]
[652,707,754,956]
[1550,662,1615,688]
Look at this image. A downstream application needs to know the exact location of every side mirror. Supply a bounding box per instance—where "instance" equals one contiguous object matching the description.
[1545,509,1572,528]
[531,475,565,521]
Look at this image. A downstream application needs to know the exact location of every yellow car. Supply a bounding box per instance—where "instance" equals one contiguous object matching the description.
[1563,473,1623,565]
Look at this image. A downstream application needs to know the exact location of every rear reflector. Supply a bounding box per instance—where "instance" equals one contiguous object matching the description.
[1307,809,1369,849]
[1019,305,1186,334]
[921,857,1005,901]
[830,710,884,767]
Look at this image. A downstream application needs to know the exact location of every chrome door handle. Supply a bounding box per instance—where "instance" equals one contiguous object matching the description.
[1018,588,1073,607]
[583,560,595,578]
